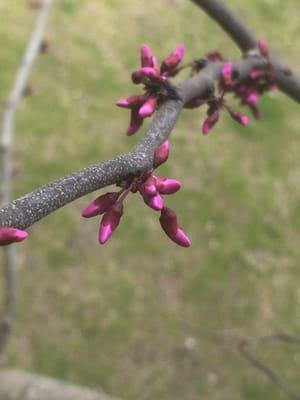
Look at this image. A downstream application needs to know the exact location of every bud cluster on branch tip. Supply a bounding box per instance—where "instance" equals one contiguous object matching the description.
[0,227,28,246]
[82,140,191,247]
[116,43,185,135]
[183,39,275,135]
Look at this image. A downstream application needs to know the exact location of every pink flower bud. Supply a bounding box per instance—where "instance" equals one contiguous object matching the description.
[156,177,181,194]
[81,192,119,218]
[246,92,259,105]
[139,186,164,211]
[116,95,146,109]
[160,44,185,75]
[202,110,219,135]
[159,207,191,247]
[140,44,157,68]
[127,110,144,135]
[99,202,123,244]
[228,110,249,126]
[221,62,233,85]
[258,38,269,57]
[139,67,161,80]
[0,227,28,245]
[138,97,157,118]
[143,176,157,196]
[153,140,170,168]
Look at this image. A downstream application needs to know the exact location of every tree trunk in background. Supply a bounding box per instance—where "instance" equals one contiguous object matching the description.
[0,369,120,400]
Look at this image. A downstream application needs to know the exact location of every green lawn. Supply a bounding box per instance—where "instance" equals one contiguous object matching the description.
[0,1,300,399]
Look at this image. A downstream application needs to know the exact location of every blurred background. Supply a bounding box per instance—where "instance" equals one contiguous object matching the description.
[0,0,300,399]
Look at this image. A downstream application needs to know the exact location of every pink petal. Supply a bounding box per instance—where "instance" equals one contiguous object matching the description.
[202,110,219,135]
[159,207,190,247]
[160,43,185,75]
[99,202,123,244]
[143,176,157,196]
[156,177,181,194]
[153,140,170,168]
[140,44,156,68]
[221,62,233,85]
[138,97,157,118]
[139,67,161,80]
[258,38,269,57]
[127,110,144,136]
[116,95,147,109]
[81,192,119,218]
[228,111,249,126]
[0,227,28,245]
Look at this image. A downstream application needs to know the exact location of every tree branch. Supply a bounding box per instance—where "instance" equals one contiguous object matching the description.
[190,0,300,103]
[0,57,264,230]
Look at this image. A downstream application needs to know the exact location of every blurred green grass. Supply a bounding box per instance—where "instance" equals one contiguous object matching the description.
[0,0,300,399]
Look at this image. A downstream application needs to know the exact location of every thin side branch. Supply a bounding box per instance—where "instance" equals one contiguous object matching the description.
[0,0,53,354]
[190,0,300,102]
[239,333,300,400]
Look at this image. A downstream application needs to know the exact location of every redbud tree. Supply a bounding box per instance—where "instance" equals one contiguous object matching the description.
[0,0,299,247]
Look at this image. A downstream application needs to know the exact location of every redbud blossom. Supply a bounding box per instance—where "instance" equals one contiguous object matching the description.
[160,44,185,74]
[0,227,28,245]
[127,110,144,135]
[159,207,191,247]
[99,202,123,244]
[81,192,119,218]
[156,178,181,194]
[258,38,269,57]
[143,176,158,196]
[140,44,158,69]
[221,62,233,85]
[139,186,164,211]
[153,140,170,168]
[202,110,219,135]
[228,110,249,126]
[138,97,157,118]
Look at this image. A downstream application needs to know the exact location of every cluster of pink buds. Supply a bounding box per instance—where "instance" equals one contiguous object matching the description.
[0,227,28,246]
[116,43,185,135]
[82,140,191,247]
[184,39,275,135]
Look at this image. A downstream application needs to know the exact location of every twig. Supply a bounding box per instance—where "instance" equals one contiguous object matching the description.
[190,0,300,102]
[0,0,53,354]
[239,333,300,400]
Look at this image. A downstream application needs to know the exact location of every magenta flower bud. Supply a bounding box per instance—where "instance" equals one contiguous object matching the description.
[140,44,156,68]
[221,62,233,85]
[147,193,164,211]
[138,97,157,118]
[0,227,28,245]
[99,202,123,244]
[156,177,181,194]
[228,110,249,126]
[81,192,119,218]
[139,67,161,80]
[127,110,144,135]
[153,140,170,168]
[258,38,269,57]
[159,207,191,247]
[116,95,146,109]
[143,176,157,196]
[202,110,219,135]
[160,43,185,74]
[139,186,164,211]
[246,92,259,105]
[249,103,261,120]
